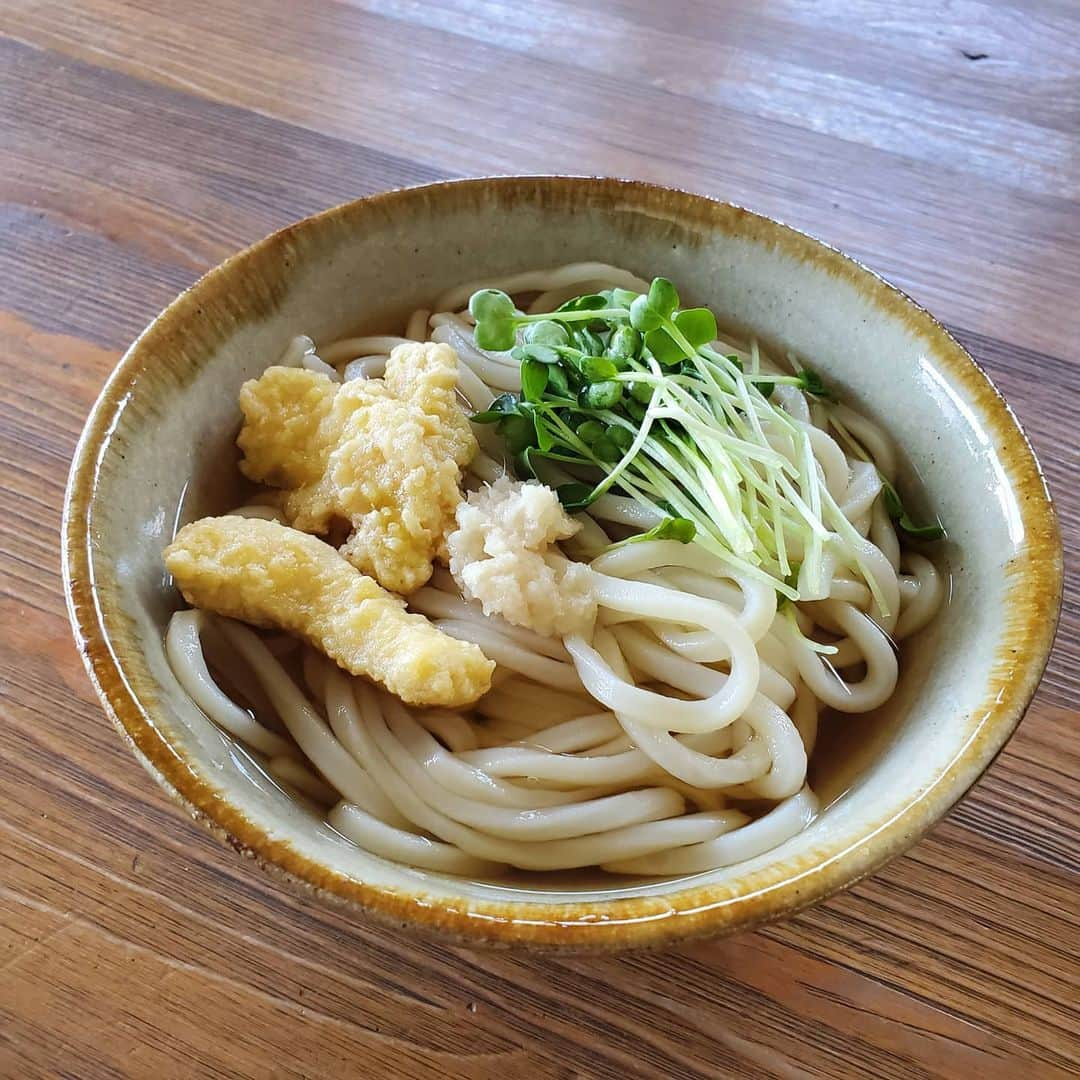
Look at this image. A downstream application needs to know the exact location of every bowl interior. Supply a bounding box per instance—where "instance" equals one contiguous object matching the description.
[66,179,1060,940]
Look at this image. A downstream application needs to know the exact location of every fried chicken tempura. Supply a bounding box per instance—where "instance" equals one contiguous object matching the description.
[164,516,494,708]
[237,342,476,595]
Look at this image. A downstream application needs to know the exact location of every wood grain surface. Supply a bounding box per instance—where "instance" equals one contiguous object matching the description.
[1,2,1077,1076]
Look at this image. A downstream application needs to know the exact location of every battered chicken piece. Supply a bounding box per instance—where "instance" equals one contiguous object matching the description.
[235,365,337,489]
[382,340,476,466]
[237,342,476,595]
[164,516,494,708]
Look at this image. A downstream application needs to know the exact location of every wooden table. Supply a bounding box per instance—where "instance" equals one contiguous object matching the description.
[2,2,1077,1076]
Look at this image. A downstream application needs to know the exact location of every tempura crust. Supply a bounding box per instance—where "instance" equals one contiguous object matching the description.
[236,366,337,488]
[164,516,494,708]
[236,342,476,595]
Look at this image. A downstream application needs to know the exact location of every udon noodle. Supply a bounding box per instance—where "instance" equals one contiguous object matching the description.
[165,263,944,877]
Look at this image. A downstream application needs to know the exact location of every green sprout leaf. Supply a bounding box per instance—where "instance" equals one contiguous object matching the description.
[546,364,572,398]
[605,325,642,363]
[645,516,697,543]
[533,409,558,451]
[576,419,606,445]
[899,518,946,540]
[581,356,619,381]
[647,277,679,318]
[514,448,538,480]
[469,289,521,351]
[881,478,944,540]
[797,367,831,398]
[645,327,686,367]
[591,435,621,462]
[470,393,520,423]
[556,482,597,511]
[609,425,634,452]
[468,289,516,322]
[523,320,570,347]
[581,380,623,409]
[609,288,639,309]
[572,326,605,356]
[881,479,904,520]
[520,359,549,402]
[557,293,609,313]
[674,307,718,348]
[496,411,538,454]
[629,294,662,332]
[609,515,697,550]
[512,343,562,365]
[474,318,518,351]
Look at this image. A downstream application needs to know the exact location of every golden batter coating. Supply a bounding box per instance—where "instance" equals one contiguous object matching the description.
[164,516,494,708]
[237,342,476,595]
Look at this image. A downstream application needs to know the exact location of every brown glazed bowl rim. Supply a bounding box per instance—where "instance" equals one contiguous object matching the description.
[63,176,1063,950]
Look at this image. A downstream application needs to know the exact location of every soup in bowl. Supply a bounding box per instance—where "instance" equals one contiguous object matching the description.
[63,177,1061,949]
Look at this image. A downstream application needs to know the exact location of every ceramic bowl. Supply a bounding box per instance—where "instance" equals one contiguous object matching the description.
[63,177,1062,950]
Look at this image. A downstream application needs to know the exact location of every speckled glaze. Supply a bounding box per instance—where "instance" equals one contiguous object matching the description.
[63,178,1062,950]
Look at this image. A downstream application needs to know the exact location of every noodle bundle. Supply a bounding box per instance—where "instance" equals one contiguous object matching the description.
[165,263,944,877]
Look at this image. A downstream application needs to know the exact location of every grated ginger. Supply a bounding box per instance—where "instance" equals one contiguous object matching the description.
[447,476,597,638]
